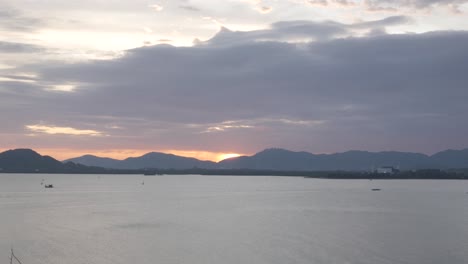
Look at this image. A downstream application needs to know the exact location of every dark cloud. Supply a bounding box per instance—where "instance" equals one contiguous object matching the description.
[0,7,45,31]
[306,0,467,11]
[202,22,344,46]
[365,0,468,10]
[2,19,468,154]
[351,15,411,28]
[0,41,43,53]
[200,16,410,47]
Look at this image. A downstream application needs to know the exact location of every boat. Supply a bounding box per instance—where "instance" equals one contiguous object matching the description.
[44,184,54,188]
[371,188,381,191]
[10,248,23,264]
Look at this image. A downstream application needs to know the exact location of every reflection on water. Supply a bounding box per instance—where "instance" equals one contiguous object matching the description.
[1,174,468,264]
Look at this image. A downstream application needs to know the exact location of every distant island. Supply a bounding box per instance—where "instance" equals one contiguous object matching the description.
[0,148,467,179]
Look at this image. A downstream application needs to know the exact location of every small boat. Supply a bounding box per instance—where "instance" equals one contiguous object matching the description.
[371,188,381,191]
[44,184,54,188]
[10,248,23,264]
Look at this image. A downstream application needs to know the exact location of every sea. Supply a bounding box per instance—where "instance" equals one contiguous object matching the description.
[1,174,467,264]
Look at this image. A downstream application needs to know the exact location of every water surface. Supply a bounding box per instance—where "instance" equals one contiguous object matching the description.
[1,174,467,264]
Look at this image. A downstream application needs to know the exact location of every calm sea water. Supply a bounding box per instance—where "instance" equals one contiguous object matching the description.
[1,174,467,264]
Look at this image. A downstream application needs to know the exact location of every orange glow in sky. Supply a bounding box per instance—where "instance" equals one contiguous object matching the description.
[217,153,242,161]
[163,150,242,162]
[4,148,245,162]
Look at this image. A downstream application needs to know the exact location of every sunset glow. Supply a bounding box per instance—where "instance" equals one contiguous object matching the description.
[159,151,243,162]
[217,153,242,161]
[3,148,245,162]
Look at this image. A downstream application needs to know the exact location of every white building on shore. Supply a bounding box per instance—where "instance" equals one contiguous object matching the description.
[376,166,399,174]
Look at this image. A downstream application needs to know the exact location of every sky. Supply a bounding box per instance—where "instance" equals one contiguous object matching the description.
[1,0,468,161]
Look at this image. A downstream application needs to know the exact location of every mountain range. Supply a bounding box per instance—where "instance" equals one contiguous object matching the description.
[64,148,468,171]
[65,152,218,170]
[0,149,101,173]
[1,148,467,173]
[0,149,64,172]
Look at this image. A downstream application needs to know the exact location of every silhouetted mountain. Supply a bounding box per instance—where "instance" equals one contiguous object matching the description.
[0,149,110,173]
[315,150,435,171]
[63,147,468,171]
[219,148,468,171]
[66,152,217,169]
[119,152,217,169]
[63,155,121,169]
[2,147,468,173]
[0,149,65,172]
[431,149,468,169]
[219,149,320,170]
[0,149,143,173]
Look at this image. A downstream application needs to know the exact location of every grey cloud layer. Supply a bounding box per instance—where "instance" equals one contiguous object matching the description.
[2,20,468,153]
[199,16,410,46]
[304,0,468,11]
[365,0,468,10]
[0,7,45,31]
[0,41,43,53]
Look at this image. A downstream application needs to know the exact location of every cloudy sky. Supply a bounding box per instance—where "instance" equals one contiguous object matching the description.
[1,0,468,161]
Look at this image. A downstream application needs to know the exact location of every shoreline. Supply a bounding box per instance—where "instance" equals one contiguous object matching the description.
[1,168,467,180]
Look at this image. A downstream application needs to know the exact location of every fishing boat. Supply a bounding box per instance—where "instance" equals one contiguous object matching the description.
[10,248,23,264]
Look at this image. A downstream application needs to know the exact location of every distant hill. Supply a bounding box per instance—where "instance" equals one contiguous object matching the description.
[2,147,468,174]
[430,149,468,169]
[0,149,105,173]
[314,150,435,171]
[218,149,321,170]
[118,152,217,169]
[65,152,217,170]
[0,149,65,172]
[219,148,468,171]
[65,147,468,171]
[63,155,121,169]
